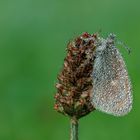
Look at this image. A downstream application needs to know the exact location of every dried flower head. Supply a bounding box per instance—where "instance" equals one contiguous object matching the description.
[54,32,96,119]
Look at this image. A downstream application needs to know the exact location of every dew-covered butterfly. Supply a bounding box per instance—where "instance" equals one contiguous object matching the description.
[92,33,132,116]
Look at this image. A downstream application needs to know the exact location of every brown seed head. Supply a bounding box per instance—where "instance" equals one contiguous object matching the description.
[54,32,96,119]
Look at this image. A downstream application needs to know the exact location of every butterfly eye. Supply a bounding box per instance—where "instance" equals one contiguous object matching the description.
[96,44,106,55]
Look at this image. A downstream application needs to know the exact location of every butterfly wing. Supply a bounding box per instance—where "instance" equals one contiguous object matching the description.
[92,45,132,116]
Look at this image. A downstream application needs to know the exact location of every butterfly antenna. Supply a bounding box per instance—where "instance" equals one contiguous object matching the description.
[117,41,131,54]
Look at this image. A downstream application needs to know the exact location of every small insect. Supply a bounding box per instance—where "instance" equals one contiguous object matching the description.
[92,33,132,116]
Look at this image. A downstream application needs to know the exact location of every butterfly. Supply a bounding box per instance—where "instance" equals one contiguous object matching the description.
[92,33,133,116]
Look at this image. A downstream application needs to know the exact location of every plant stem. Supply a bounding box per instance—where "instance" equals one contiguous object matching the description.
[70,117,79,140]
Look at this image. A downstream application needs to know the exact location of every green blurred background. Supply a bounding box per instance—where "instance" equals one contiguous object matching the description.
[0,0,139,140]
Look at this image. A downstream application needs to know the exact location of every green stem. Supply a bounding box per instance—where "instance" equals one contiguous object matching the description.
[70,117,79,140]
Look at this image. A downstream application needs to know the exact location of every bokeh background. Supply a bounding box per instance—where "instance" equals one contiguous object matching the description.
[0,0,140,140]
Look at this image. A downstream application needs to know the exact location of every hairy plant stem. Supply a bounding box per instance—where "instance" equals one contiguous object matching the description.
[70,117,79,140]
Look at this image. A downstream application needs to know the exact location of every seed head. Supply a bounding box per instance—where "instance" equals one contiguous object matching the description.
[54,32,96,119]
